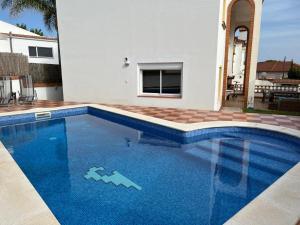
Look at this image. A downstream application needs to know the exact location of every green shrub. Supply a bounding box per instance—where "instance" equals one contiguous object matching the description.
[288,67,300,79]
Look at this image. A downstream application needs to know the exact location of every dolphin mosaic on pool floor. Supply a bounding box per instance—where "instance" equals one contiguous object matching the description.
[85,167,142,191]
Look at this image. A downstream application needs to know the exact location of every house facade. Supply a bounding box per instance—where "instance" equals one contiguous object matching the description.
[257,60,300,80]
[0,20,63,100]
[0,20,59,64]
[57,0,263,110]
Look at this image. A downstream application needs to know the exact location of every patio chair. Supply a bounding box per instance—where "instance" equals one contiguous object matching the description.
[18,75,37,104]
[0,76,13,106]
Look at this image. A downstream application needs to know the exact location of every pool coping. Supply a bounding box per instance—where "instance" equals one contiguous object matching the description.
[0,103,299,225]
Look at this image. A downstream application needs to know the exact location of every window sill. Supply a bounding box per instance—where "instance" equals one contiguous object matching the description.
[138,95,182,99]
[29,56,54,59]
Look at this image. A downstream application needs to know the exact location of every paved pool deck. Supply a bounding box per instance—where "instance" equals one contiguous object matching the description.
[1,100,300,130]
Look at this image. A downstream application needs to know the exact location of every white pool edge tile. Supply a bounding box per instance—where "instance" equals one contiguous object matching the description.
[224,163,300,225]
[0,142,60,225]
[1,104,300,138]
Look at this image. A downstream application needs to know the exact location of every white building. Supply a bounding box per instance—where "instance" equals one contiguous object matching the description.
[0,20,59,64]
[0,20,63,100]
[57,0,263,110]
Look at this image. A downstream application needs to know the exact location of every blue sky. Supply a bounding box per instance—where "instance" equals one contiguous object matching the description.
[0,8,56,36]
[259,0,300,62]
[0,1,299,62]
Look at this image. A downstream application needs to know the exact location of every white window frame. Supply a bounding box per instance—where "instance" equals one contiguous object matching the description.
[138,62,183,98]
[28,46,54,58]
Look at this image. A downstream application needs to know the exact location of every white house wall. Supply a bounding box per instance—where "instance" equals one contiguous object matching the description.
[35,86,63,101]
[57,0,222,110]
[0,39,11,52]
[213,0,227,110]
[11,80,63,101]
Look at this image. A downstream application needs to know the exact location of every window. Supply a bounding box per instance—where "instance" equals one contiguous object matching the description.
[28,46,53,58]
[161,70,181,94]
[139,63,182,97]
[28,46,37,57]
[143,70,160,93]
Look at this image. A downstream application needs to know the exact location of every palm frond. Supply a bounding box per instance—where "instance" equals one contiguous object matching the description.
[1,0,57,31]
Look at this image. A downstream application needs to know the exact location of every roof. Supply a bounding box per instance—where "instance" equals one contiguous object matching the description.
[0,20,39,36]
[0,33,57,41]
[257,60,300,73]
[0,20,57,41]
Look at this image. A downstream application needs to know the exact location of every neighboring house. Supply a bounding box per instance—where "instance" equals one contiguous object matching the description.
[57,0,263,110]
[257,60,300,80]
[0,20,59,64]
[0,20,62,100]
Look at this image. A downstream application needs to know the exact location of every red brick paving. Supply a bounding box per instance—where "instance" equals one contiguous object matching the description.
[0,100,77,112]
[0,101,299,131]
[106,104,300,131]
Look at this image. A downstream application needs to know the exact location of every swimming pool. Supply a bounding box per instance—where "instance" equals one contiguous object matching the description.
[0,107,299,225]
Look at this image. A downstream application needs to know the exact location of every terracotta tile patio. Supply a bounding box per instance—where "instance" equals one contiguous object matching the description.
[0,101,299,131]
[107,104,300,130]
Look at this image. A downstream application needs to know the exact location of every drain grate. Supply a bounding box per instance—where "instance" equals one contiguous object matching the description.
[35,112,52,121]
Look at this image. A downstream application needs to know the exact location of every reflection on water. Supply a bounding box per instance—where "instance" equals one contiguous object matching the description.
[0,122,37,149]
[0,119,72,199]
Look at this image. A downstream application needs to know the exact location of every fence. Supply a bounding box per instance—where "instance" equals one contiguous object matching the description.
[255,85,299,93]
[0,53,29,76]
[0,52,62,84]
[233,84,299,94]
[29,63,62,83]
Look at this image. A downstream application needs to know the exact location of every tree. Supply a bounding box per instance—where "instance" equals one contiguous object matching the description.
[30,28,44,36]
[288,67,300,80]
[16,23,44,36]
[1,0,57,31]
[16,23,28,30]
[2,0,61,64]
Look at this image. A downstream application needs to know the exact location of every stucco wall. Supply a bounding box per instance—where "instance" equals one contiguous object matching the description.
[213,0,227,110]
[57,0,221,110]
[11,80,63,101]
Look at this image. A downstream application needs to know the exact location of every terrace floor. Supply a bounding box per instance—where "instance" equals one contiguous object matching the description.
[224,95,269,110]
[0,100,299,130]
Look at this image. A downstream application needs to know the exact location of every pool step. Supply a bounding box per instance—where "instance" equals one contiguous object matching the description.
[35,112,52,121]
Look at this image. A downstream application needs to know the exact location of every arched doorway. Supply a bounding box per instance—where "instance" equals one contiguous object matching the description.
[222,0,255,109]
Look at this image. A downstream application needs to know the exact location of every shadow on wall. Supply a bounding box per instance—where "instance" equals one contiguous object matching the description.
[29,64,62,83]
[35,86,63,101]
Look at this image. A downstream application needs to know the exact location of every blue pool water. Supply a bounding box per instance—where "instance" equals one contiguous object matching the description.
[0,113,300,225]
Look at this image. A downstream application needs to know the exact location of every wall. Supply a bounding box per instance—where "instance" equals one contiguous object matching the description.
[0,37,59,64]
[57,0,221,110]
[257,72,284,80]
[232,43,246,84]
[246,0,263,108]
[11,80,63,101]
[35,86,63,101]
[255,79,273,86]
[213,0,227,110]
[0,53,29,76]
